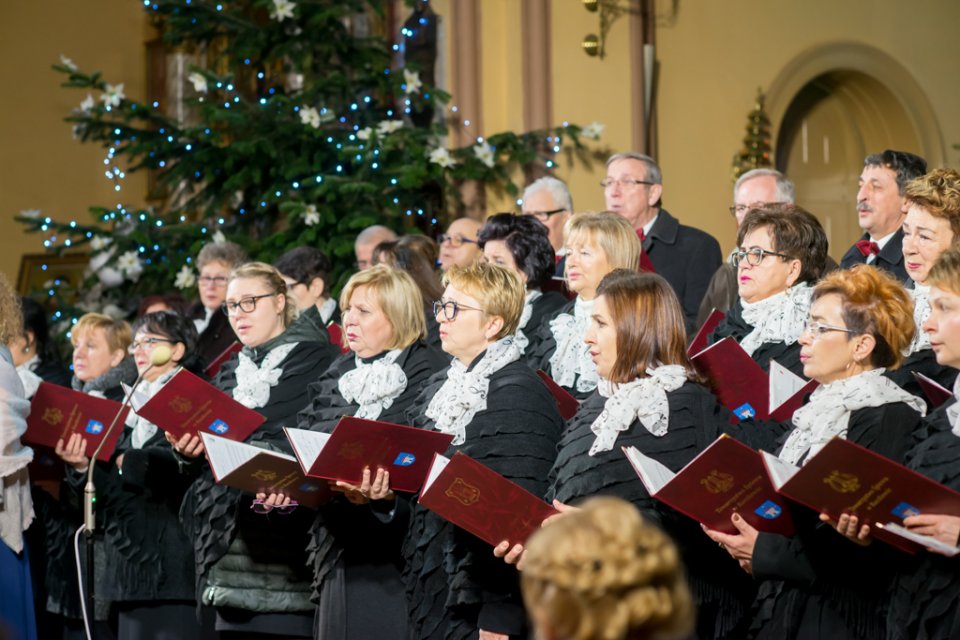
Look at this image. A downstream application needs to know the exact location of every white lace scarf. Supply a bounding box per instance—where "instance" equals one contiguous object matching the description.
[15,354,42,400]
[232,342,298,409]
[513,290,543,354]
[425,337,522,445]
[779,368,926,465]
[548,297,598,393]
[589,365,688,455]
[337,349,407,420]
[946,376,960,437]
[906,283,932,354]
[126,370,177,449]
[739,283,813,357]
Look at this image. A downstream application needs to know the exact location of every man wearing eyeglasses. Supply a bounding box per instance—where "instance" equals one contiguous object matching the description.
[521,176,573,256]
[839,150,926,282]
[603,151,722,334]
[438,217,482,271]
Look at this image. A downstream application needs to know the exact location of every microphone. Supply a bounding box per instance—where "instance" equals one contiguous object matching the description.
[83,344,173,533]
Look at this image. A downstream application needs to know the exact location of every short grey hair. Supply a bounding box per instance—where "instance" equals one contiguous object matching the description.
[606,152,662,185]
[355,225,397,249]
[523,176,574,213]
[734,168,796,205]
[197,241,249,270]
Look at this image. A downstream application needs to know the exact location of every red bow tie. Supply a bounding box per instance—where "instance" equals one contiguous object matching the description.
[856,239,880,257]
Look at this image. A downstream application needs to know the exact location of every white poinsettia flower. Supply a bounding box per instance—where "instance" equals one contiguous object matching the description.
[473,142,496,168]
[212,230,227,244]
[403,69,422,95]
[357,127,372,141]
[299,106,321,128]
[175,265,196,290]
[302,204,320,226]
[116,250,143,281]
[19,209,41,220]
[79,94,95,112]
[60,54,78,72]
[100,83,125,108]
[581,121,605,140]
[429,147,456,169]
[90,236,113,251]
[270,0,296,22]
[102,304,126,321]
[188,72,208,93]
[376,120,403,137]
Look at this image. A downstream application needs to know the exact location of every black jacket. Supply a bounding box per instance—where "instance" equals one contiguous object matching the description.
[840,230,909,284]
[189,304,239,373]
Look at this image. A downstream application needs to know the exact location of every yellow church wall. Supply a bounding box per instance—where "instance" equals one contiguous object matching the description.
[0,1,150,285]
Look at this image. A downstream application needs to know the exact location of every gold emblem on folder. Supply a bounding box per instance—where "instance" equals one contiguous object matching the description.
[823,471,860,494]
[252,470,277,482]
[42,408,64,425]
[338,442,364,460]
[700,470,735,494]
[446,477,480,506]
[169,396,193,413]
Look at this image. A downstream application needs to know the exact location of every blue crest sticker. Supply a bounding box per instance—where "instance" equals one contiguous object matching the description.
[393,452,416,467]
[733,403,756,420]
[754,500,783,520]
[891,501,921,518]
[299,483,320,493]
[208,419,229,435]
[85,420,104,435]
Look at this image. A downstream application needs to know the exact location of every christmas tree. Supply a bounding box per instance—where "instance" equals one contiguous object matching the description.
[18,0,600,332]
[731,88,772,181]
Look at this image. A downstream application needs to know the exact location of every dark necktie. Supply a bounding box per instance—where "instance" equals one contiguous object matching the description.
[856,239,880,257]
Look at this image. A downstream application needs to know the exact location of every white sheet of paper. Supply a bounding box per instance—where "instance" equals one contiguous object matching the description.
[622,445,676,495]
[283,427,331,471]
[769,360,807,412]
[876,522,960,556]
[200,432,295,480]
[760,449,800,491]
[422,454,450,493]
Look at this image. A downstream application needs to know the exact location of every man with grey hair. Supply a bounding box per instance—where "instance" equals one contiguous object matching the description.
[604,151,722,333]
[354,224,397,271]
[521,176,573,255]
[695,168,796,327]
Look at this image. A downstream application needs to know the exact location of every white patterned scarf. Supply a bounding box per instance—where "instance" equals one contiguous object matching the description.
[425,337,522,445]
[15,354,42,400]
[739,282,813,357]
[548,297,598,393]
[946,376,960,437]
[126,369,178,449]
[779,368,926,465]
[906,283,932,355]
[589,365,688,455]
[338,349,407,420]
[232,342,298,409]
[513,290,543,354]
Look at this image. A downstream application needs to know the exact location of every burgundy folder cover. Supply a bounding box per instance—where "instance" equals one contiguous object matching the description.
[135,369,265,442]
[688,309,725,357]
[536,370,580,420]
[912,371,953,408]
[204,341,242,378]
[418,452,558,547]
[24,382,127,462]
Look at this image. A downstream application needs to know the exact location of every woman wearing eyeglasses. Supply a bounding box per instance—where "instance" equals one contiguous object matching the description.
[190,240,248,372]
[706,205,828,376]
[530,211,641,398]
[477,213,568,356]
[174,262,339,639]
[396,262,563,640]
[704,265,924,640]
[290,265,448,639]
[438,217,483,272]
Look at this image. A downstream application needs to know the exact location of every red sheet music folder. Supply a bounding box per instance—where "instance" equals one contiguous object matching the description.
[536,370,580,421]
[204,341,242,378]
[24,382,128,462]
[688,309,725,357]
[418,451,558,547]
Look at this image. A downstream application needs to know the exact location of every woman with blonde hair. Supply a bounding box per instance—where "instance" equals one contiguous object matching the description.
[521,496,693,640]
[531,211,642,398]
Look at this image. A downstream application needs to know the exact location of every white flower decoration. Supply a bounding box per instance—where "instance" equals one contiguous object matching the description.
[116,250,143,281]
[376,120,403,137]
[299,106,321,128]
[102,304,126,321]
[188,72,208,93]
[270,0,296,22]
[19,209,41,220]
[473,142,496,168]
[79,94,95,113]
[403,69,422,95]
[581,121,605,140]
[429,147,456,169]
[175,265,196,290]
[60,55,78,72]
[302,204,320,226]
[212,230,227,244]
[90,236,112,251]
[357,127,372,141]
[100,83,125,108]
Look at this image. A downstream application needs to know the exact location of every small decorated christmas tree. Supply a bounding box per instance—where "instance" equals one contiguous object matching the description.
[731,88,772,181]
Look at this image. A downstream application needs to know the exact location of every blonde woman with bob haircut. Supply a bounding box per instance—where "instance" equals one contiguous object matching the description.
[531,211,642,398]
[521,496,694,640]
[68,312,136,400]
[293,265,450,640]
[173,261,339,638]
[373,262,564,639]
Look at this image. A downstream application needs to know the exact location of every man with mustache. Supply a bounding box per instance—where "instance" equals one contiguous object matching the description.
[839,149,927,282]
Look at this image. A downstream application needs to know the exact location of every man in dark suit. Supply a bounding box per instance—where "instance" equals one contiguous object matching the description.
[603,152,722,334]
[839,150,927,282]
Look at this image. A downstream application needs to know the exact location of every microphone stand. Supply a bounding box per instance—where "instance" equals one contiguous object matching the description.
[81,355,164,640]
